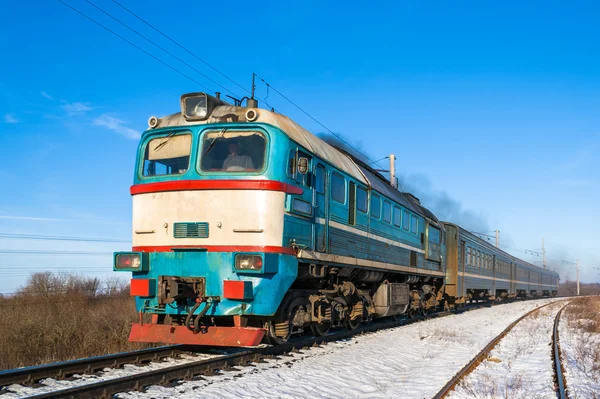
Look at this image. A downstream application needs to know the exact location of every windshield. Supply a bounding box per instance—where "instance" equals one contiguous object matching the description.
[142,133,191,177]
[200,131,266,172]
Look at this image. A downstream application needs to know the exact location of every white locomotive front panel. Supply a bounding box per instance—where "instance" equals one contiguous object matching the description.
[132,190,286,249]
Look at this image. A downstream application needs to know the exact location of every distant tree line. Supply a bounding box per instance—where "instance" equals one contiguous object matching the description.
[558,280,600,296]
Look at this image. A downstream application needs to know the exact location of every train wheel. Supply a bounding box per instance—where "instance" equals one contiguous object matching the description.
[407,306,417,318]
[345,316,361,330]
[311,322,331,337]
[266,320,291,344]
[346,301,363,330]
[311,303,332,336]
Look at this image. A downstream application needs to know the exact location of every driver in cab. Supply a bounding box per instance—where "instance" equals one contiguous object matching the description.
[222,141,254,171]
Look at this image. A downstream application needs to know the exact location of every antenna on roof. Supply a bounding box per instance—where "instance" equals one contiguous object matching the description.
[247,73,258,108]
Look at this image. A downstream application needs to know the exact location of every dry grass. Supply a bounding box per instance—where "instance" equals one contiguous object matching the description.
[563,296,600,376]
[0,273,147,370]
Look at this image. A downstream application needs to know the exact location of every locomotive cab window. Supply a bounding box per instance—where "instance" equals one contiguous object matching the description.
[143,133,192,177]
[199,130,266,172]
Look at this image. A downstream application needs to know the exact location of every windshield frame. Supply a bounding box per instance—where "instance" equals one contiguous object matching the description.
[197,128,269,175]
[138,129,193,180]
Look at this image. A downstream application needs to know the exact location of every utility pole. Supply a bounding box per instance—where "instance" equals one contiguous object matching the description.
[389,154,396,189]
[542,238,547,270]
[494,230,500,248]
[562,259,580,296]
[576,259,580,296]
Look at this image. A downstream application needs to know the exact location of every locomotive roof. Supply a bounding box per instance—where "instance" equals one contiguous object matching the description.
[154,100,441,225]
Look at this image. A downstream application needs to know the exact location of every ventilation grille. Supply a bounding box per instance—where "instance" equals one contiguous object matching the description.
[173,222,209,238]
[410,251,417,267]
[348,181,356,226]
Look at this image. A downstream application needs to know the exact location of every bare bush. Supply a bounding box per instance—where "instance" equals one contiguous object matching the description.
[563,297,600,379]
[0,273,145,370]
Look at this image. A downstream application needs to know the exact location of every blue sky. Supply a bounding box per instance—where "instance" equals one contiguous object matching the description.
[1,0,599,293]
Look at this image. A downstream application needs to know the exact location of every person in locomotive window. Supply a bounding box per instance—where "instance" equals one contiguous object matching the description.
[222,141,254,171]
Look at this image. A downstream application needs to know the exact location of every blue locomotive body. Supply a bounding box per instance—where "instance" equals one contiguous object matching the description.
[114,92,559,346]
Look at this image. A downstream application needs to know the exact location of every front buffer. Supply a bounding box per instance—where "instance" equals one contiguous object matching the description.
[115,248,298,347]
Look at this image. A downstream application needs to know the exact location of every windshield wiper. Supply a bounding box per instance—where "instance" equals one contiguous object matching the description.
[153,131,176,152]
[204,128,227,155]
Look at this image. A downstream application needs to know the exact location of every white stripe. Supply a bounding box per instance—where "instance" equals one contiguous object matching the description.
[462,272,557,288]
[314,217,425,255]
[298,250,444,277]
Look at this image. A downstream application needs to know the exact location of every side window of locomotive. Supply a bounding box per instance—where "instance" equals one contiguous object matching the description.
[371,194,381,219]
[315,164,325,194]
[143,133,192,177]
[411,215,418,233]
[382,201,391,223]
[331,173,345,203]
[199,131,266,172]
[287,150,297,179]
[427,225,441,262]
[393,206,401,227]
[402,211,410,230]
[357,186,368,213]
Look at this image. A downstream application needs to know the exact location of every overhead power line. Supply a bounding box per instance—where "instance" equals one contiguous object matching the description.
[110,0,251,96]
[0,250,112,256]
[61,0,388,175]
[0,232,129,243]
[58,0,213,92]
[84,0,240,98]
[254,73,387,171]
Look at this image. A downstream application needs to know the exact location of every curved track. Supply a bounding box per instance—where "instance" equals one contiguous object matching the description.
[1,305,479,399]
[432,300,568,399]
[552,304,569,399]
[1,299,561,399]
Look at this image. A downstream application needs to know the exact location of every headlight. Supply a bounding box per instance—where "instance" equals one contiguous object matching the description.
[181,93,208,120]
[114,253,142,271]
[235,254,263,271]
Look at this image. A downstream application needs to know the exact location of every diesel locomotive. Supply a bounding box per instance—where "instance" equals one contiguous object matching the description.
[113,92,559,346]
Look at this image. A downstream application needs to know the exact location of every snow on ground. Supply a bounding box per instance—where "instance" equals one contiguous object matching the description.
[559,297,600,399]
[448,300,566,399]
[1,352,223,399]
[114,299,561,399]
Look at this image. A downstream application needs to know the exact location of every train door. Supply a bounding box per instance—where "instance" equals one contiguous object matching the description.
[443,224,458,298]
[492,255,496,296]
[510,263,516,294]
[460,241,466,297]
[314,163,328,252]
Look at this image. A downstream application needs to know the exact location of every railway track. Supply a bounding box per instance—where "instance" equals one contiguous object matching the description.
[432,300,570,399]
[0,345,208,388]
[0,299,560,399]
[1,303,488,399]
[552,303,569,399]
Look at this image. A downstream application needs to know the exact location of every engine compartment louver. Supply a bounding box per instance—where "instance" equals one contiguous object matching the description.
[173,222,209,238]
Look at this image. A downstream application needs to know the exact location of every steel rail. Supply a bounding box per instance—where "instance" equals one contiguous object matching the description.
[553,304,569,399]
[21,306,482,399]
[432,300,566,399]
[1,298,556,399]
[0,345,194,387]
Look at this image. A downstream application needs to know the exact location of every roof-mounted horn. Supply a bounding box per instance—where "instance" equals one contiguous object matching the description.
[180,92,226,121]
